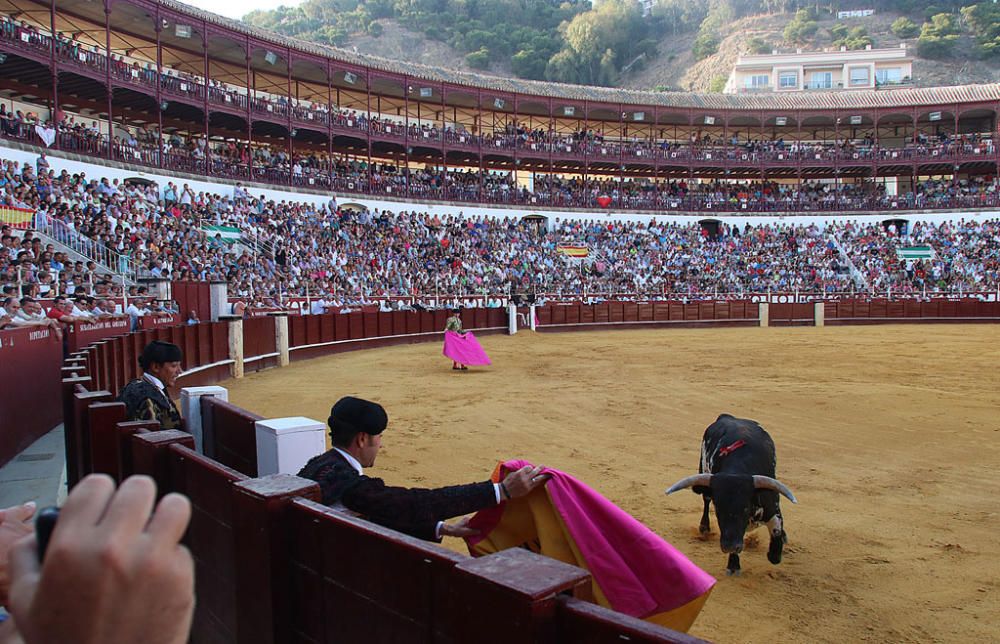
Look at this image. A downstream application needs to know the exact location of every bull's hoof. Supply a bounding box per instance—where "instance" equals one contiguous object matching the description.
[726,553,741,576]
[699,523,711,534]
[768,530,786,564]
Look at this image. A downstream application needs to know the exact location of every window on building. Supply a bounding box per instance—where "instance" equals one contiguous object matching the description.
[808,72,832,89]
[778,71,798,89]
[875,68,903,85]
[849,67,870,87]
[744,74,769,89]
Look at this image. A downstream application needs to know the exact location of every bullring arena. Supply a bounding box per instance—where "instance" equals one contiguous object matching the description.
[1,0,1000,640]
[223,325,1000,644]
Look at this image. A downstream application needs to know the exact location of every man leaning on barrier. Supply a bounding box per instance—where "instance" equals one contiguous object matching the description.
[299,396,548,542]
[116,340,184,430]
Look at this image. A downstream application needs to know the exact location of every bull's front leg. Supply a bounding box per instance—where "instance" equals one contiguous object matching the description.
[699,495,711,534]
[726,553,741,576]
[766,513,787,565]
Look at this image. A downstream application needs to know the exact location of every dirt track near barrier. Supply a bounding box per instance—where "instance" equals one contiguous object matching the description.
[224,325,1000,643]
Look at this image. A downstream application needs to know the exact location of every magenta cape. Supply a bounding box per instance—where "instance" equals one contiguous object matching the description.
[466,459,715,622]
[442,330,492,366]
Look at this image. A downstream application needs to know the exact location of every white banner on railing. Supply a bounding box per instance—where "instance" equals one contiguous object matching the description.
[34,126,56,147]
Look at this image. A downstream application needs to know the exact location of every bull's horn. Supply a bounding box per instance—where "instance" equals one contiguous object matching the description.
[665,474,712,495]
[753,475,798,504]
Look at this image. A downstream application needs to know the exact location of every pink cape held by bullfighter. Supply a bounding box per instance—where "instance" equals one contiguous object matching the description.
[465,459,716,633]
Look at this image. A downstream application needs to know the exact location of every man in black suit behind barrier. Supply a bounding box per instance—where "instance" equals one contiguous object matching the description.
[298,396,547,541]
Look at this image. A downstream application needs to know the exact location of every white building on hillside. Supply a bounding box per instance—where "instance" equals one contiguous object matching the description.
[724,45,913,94]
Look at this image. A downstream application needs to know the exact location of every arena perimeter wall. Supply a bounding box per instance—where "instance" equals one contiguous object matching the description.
[5,299,1000,470]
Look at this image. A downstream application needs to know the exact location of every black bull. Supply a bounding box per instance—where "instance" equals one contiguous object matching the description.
[666,414,797,575]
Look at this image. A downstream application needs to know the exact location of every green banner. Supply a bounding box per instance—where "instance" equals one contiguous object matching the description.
[896,246,935,260]
[202,224,241,244]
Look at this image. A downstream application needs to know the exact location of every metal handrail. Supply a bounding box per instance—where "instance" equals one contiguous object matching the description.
[32,212,139,281]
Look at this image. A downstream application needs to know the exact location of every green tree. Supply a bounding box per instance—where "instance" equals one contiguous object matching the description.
[692,31,720,60]
[464,47,491,69]
[690,2,732,62]
[746,36,772,54]
[545,0,651,85]
[891,17,919,39]
[545,48,581,83]
[961,2,1000,59]
[511,49,548,79]
[708,75,727,92]
[833,26,873,50]
[783,9,818,44]
[916,13,959,58]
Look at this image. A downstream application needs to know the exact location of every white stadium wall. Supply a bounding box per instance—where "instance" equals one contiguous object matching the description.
[4,143,1000,230]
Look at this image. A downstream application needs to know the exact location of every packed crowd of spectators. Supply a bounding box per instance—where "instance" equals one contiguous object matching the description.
[3,153,998,315]
[5,102,997,213]
[835,218,1000,292]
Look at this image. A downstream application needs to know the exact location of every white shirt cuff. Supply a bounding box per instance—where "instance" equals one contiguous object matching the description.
[435,521,444,539]
[493,483,502,504]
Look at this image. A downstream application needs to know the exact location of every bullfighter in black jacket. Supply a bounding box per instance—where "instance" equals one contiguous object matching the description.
[298,396,547,541]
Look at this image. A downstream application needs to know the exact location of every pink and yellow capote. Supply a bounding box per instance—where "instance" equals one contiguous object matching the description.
[464,459,715,633]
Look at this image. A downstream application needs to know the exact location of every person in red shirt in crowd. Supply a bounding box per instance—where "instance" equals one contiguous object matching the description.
[45,296,87,324]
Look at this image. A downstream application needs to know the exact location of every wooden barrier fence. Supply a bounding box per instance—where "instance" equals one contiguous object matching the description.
[8,299,1000,470]
[534,301,760,330]
[824,299,1000,324]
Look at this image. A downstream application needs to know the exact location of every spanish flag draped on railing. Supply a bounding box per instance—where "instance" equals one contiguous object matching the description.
[465,459,715,633]
[0,206,35,230]
[557,244,589,258]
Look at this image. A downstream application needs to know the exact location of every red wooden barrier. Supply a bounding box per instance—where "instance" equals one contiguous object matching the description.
[87,402,127,479]
[285,498,467,643]
[139,313,182,329]
[556,597,708,644]
[66,317,131,352]
[0,326,63,467]
[201,396,261,477]
[172,280,212,324]
[232,475,321,644]
[439,547,592,643]
[242,316,277,372]
[168,444,249,644]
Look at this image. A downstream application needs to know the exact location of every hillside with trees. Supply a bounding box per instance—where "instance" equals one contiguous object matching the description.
[243,0,1000,91]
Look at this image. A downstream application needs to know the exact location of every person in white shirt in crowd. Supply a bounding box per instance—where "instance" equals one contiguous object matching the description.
[125,296,150,330]
[310,296,328,315]
[71,295,95,319]
[9,297,63,339]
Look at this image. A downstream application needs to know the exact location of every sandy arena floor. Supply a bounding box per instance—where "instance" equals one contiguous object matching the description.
[224,325,1000,644]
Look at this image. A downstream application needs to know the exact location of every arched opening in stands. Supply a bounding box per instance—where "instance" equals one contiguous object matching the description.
[521,214,548,233]
[338,202,367,213]
[881,218,910,235]
[699,219,722,239]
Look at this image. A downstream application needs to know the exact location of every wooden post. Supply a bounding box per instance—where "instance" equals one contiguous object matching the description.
[71,389,112,483]
[231,474,321,644]
[86,401,127,480]
[274,314,289,367]
[130,430,196,494]
[115,420,160,480]
[440,548,592,643]
[229,318,244,378]
[61,374,91,486]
